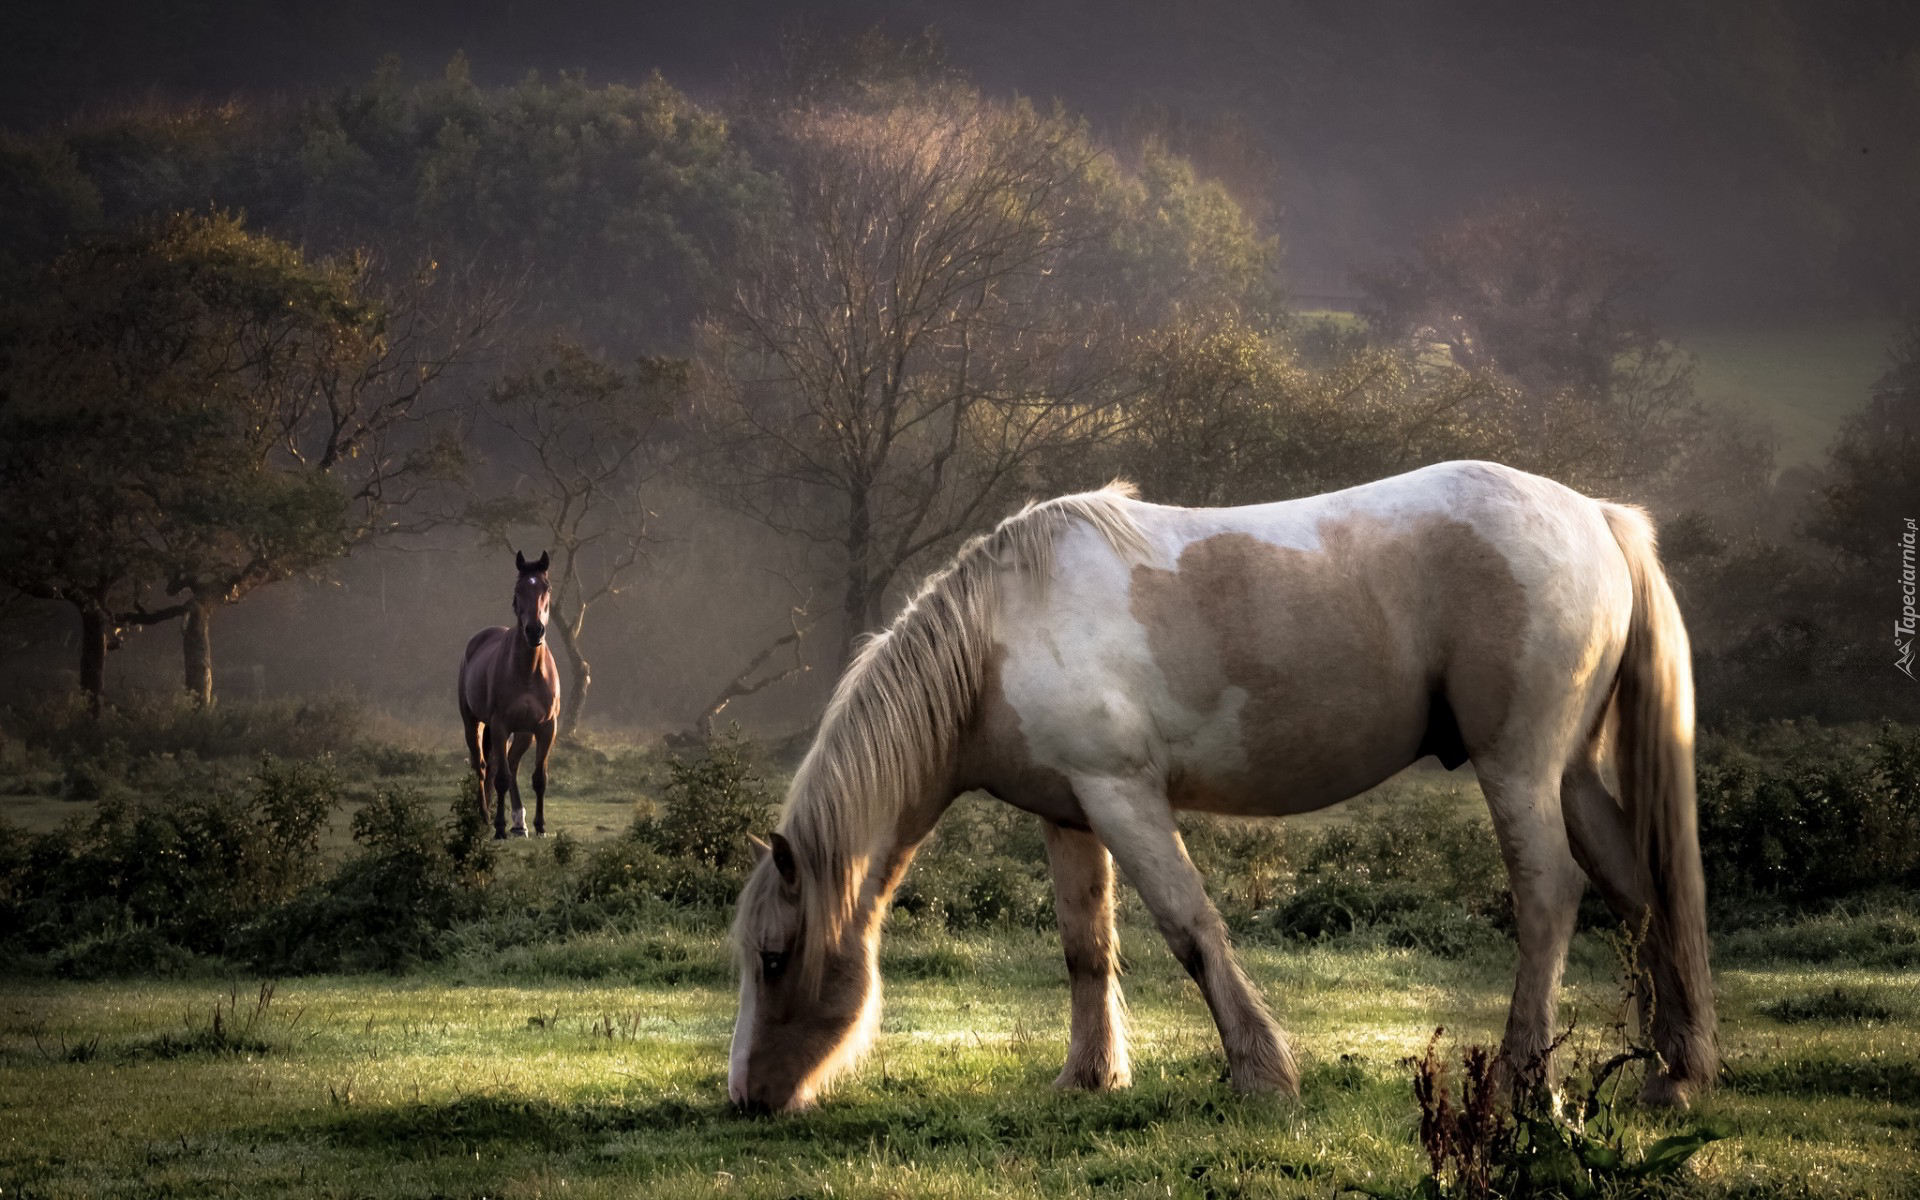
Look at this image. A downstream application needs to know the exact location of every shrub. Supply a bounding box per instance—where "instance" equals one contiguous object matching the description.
[1182,816,1293,927]
[894,795,1054,931]
[1697,721,1920,910]
[4,690,367,762]
[237,784,494,973]
[0,754,338,966]
[1267,786,1508,956]
[580,731,776,910]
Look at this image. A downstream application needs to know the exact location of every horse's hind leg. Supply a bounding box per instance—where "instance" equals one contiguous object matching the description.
[505,733,533,836]
[1479,756,1587,1086]
[1562,749,1711,1104]
[1042,820,1129,1090]
[1076,773,1297,1095]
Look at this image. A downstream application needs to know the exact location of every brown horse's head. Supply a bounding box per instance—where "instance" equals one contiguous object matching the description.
[728,832,880,1112]
[513,551,552,647]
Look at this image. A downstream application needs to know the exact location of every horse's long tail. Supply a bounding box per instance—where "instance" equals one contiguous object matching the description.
[1601,503,1717,1102]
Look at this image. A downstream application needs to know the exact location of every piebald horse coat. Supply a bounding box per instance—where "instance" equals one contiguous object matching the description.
[729,461,1715,1112]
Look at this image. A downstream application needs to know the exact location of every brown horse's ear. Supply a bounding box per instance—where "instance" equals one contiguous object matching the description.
[747,833,771,864]
[515,550,529,573]
[533,551,550,574]
[769,831,797,885]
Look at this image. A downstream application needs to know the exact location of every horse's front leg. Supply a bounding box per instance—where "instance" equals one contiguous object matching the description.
[1043,820,1129,1090]
[463,713,488,825]
[487,727,510,840]
[530,721,555,837]
[505,732,533,836]
[1076,772,1298,1096]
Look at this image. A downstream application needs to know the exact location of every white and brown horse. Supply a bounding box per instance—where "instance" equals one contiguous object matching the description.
[728,461,1716,1111]
[459,551,561,839]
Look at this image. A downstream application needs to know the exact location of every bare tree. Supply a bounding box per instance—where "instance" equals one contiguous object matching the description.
[467,339,680,738]
[692,583,823,739]
[695,94,1123,663]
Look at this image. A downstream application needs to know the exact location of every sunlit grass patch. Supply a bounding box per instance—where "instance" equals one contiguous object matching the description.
[2,933,1917,1198]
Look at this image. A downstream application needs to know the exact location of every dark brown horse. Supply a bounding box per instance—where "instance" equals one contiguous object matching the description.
[459,551,561,838]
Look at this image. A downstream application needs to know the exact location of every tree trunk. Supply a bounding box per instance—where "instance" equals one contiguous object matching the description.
[78,603,108,716]
[839,485,872,669]
[552,619,591,740]
[183,597,215,708]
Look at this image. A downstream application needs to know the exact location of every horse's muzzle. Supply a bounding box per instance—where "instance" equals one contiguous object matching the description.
[523,623,546,647]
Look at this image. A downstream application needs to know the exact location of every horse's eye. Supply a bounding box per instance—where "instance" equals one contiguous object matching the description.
[760,950,788,981]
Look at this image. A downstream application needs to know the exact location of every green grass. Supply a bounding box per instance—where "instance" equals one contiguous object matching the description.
[1681,319,1895,465]
[0,736,669,848]
[3,921,1916,1198]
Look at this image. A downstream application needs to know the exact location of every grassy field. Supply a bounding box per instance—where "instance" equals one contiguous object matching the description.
[3,896,1917,1199]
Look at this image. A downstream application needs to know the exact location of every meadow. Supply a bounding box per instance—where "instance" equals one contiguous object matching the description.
[3,711,1919,1198]
[3,911,1918,1198]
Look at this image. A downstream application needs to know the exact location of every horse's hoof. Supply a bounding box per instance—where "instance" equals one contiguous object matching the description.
[510,827,528,838]
[493,831,508,841]
[1639,1072,1696,1109]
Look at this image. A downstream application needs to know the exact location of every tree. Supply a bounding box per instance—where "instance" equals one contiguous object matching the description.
[1099,317,1519,508]
[1811,315,1920,565]
[1357,194,1698,485]
[695,90,1127,663]
[0,211,482,708]
[465,339,681,738]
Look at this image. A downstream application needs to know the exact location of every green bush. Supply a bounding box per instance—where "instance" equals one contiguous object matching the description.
[237,785,494,974]
[0,754,338,967]
[580,731,776,910]
[3,690,367,763]
[1267,787,1508,957]
[894,796,1053,931]
[1698,722,1920,911]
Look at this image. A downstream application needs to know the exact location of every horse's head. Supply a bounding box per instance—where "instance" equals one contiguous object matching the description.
[513,551,552,647]
[728,831,879,1112]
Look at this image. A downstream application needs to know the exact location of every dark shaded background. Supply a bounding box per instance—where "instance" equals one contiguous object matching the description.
[4,0,1915,321]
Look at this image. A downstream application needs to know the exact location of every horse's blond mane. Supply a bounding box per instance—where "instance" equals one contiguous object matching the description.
[735,483,1148,986]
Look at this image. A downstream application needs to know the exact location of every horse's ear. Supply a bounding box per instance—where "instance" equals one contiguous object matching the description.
[769,832,797,885]
[534,551,550,574]
[747,833,771,864]
[515,551,529,573]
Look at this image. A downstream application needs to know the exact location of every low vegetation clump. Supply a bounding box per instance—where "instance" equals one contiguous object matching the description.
[235,786,496,974]
[1757,985,1901,1025]
[1386,1030,1720,1200]
[579,730,777,910]
[2,690,369,769]
[1261,788,1510,957]
[0,754,339,975]
[1697,721,1920,917]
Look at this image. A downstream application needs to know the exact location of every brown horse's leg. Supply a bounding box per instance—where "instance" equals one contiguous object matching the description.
[531,721,555,837]
[487,726,510,840]
[1043,820,1129,1090]
[463,711,488,825]
[506,733,533,836]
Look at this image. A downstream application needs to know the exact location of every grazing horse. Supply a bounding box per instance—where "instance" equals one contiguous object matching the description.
[459,551,561,839]
[728,461,1717,1112]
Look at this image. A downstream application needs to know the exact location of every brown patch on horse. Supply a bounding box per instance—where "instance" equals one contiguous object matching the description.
[1128,516,1527,812]
[955,644,1086,827]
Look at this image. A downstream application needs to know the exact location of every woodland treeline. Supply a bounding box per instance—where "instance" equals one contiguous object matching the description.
[0,32,1914,734]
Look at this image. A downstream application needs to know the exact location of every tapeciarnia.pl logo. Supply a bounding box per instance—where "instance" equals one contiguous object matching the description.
[1900,517,1917,679]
